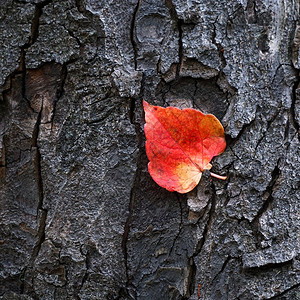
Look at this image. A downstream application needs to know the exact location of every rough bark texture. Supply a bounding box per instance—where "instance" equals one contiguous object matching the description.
[0,0,300,299]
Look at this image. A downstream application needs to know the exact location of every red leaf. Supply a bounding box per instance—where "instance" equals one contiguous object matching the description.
[143,100,226,193]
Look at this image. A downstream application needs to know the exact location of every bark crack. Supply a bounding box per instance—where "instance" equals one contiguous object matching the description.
[169,194,184,255]
[267,282,300,299]
[250,161,281,248]
[244,259,293,272]
[176,20,183,78]
[291,73,300,136]
[185,182,217,297]
[226,118,256,147]
[130,0,141,70]
[120,98,143,300]
[61,23,82,50]
[22,3,53,274]
[251,162,280,226]
[212,22,226,69]
[254,110,281,153]
[50,62,69,130]
[21,104,48,298]
[20,0,52,111]
[211,256,232,284]
[193,181,217,257]
[165,0,183,78]
[75,246,90,299]
[31,107,48,261]
[187,257,197,299]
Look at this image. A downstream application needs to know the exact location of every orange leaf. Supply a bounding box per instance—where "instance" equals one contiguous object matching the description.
[143,100,226,193]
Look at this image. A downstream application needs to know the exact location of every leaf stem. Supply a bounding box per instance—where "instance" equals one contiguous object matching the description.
[210,172,227,180]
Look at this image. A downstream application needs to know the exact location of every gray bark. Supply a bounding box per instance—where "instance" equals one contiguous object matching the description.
[0,0,300,299]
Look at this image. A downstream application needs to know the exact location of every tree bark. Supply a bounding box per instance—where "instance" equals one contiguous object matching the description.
[1,0,299,299]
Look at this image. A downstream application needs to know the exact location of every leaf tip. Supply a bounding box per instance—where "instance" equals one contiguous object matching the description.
[143,100,149,108]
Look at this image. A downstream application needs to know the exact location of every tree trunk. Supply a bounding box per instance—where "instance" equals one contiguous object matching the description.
[1,0,299,299]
